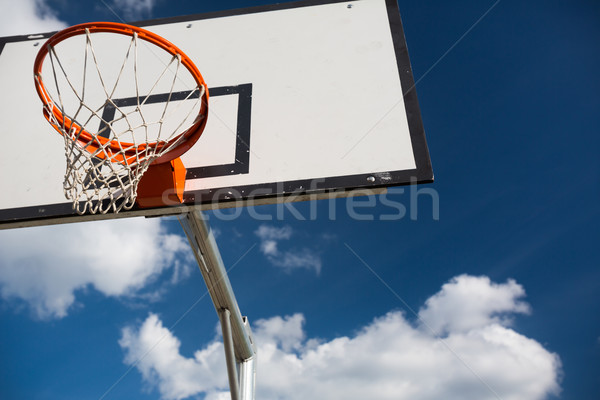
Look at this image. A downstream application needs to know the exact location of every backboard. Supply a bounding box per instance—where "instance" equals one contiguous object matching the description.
[0,0,432,229]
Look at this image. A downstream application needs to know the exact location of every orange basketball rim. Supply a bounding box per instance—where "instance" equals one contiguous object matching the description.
[33,21,209,165]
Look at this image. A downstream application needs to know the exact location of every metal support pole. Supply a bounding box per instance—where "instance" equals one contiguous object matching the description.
[219,309,240,400]
[238,316,256,400]
[179,211,256,400]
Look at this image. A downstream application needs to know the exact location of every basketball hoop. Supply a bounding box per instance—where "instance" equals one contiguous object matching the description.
[33,22,208,214]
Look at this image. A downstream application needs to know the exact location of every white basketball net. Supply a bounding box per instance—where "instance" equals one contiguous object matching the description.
[36,28,205,214]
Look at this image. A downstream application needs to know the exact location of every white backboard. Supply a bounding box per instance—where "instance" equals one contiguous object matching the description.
[0,0,432,228]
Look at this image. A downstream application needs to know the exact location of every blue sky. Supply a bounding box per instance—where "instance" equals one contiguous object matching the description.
[0,0,599,399]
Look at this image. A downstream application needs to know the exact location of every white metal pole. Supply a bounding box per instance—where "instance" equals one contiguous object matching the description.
[219,308,241,400]
[179,211,256,400]
[238,316,257,400]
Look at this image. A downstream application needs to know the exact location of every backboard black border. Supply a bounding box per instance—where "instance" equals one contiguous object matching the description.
[99,84,253,180]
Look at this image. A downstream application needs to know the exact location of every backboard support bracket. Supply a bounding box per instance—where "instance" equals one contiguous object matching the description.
[137,158,187,208]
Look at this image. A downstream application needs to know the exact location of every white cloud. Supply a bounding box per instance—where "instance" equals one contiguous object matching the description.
[120,313,227,400]
[268,249,322,274]
[418,274,531,335]
[111,0,157,21]
[0,218,192,319]
[255,225,292,256]
[261,239,278,256]
[253,314,305,352]
[0,0,67,37]
[255,224,322,274]
[120,275,562,400]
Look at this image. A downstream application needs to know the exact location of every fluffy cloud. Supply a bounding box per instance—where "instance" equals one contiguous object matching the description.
[255,224,322,274]
[0,0,67,37]
[119,275,562,400]
[255,225,292,256]
[0,218,192,319]
[120,313,227,400]
[111,0,157,21]
[253,314,305,352]
[418,274,531,335]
